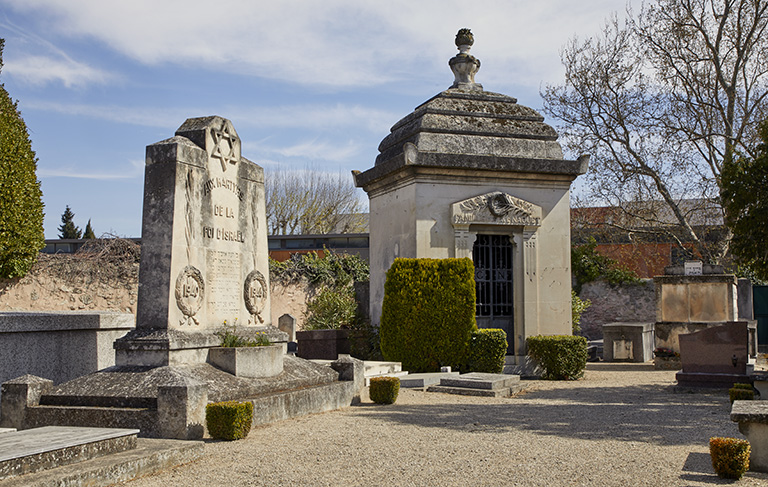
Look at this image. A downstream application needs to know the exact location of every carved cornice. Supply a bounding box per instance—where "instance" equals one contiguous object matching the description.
[452,192,541,227]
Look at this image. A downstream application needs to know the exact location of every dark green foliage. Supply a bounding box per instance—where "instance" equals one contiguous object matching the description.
[349,319,383,361]
[205,400,253,440]
[722,121,768,281]
[710,437,750,479]
[729,384,755,403]
[0,39,44,279]
[269,250,369,287]
[369,376,400,404]
[58,205,81,239]
[526,335,588,380]
[571,290,591,335]
[571,238,639,293]
[304,285,357,330]
[83,219,95,239]
[468,329,507,373]
[380,258,476,372]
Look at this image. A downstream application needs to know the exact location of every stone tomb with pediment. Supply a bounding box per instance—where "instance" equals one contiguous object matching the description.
[354,30,587,373]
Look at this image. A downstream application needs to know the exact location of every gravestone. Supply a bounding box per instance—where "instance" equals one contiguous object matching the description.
[115,116,275,366]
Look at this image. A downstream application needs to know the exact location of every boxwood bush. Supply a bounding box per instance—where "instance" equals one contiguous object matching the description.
[468,328,507,373]
[369,376,400,404]
[206,400,253,440]
[526,335,588,380]
[729,383,755,403]
[380,258,476,372]
[710,437,750,479]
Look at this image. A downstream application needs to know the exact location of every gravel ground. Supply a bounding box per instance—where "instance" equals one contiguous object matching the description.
[122,365,768,486]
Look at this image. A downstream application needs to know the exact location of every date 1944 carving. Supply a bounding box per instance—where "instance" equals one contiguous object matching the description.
[175,266,204,326]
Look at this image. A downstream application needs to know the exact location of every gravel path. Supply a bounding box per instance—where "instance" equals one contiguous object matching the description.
[123,366,768,486]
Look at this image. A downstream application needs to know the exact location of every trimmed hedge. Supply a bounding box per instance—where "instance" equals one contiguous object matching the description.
[369,376,400,404]
[710,437,750,479]
[526,335,588,380]
[469,329,507,373]
[380,258,476,372]
[729,383,755,403]
[206,400,253,440]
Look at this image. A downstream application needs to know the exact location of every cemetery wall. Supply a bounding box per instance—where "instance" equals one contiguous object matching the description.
[578,279,656,340]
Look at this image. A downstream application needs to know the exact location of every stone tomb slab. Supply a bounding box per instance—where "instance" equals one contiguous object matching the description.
[0,426,139,480]
[427,372,524,397]
[439,372,520,390]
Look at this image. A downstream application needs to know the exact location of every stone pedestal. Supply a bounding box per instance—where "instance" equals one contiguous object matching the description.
[602,322,654,362]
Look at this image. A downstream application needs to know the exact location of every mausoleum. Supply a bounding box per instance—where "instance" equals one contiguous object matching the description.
[354,29,588,371]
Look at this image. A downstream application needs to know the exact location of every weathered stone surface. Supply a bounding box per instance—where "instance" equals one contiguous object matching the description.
[732,401,768,472]
[0,438,203,487]
[330,355,364,404]
[602,322,654,363]
[439,372,520,390]
[208,344,284,378]
[0,375,52,429]
[277,313,296,342]
[121,116,273,367]
[157,375,207,440]
[0,426,138,481]
[0,312,134,387]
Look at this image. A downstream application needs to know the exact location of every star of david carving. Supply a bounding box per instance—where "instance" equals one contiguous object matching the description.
[210,124,239,171]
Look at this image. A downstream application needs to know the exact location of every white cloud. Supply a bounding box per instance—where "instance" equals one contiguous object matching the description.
[4,55,113,88]
[246,138,362,163]
[38,159,144,180]
[2,0,629,89]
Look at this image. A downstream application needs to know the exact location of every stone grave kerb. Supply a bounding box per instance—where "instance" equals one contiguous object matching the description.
[116,116,282,367]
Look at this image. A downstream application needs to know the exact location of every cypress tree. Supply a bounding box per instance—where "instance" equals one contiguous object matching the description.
[58,205,81,239]
[0,39,45,278]
[83,219,95,239]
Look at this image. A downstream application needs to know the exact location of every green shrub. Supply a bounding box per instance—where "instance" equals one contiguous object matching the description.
[216,324,271,347]
[269,250,369,287]
[729,384,755,403]
[571,290,591,335]
[0,40,44,279]
[710,437,750,479]
[304,285,357,330]
[468,329,507,373]
[369,376,400,404]
[571,238,639,294]
[205,400,253,440]
[380,258,476,372]
[526,335,588,380]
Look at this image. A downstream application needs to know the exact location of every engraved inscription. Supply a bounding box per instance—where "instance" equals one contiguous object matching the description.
[175,266,204,326]
[202,226,245,243]
[206,250,241,315]
[202,177,244,200]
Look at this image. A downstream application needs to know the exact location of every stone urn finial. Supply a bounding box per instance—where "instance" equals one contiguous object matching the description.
[449,28,482,91]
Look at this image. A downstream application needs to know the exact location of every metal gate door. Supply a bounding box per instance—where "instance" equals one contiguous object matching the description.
[754,285,768,353]
[473,234,514,354]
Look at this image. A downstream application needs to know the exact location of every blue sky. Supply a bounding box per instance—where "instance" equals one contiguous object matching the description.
[0,0,625,238]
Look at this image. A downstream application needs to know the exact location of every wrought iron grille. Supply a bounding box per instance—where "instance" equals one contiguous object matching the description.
[473,234,513,317]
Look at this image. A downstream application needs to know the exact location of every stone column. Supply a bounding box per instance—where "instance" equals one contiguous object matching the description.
[157,376,208,440]
[0,375,53,430]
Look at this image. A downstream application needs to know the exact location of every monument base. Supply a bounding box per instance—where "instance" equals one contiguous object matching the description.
[675,371,753,389]
[1,355,363,439]
[114,326,289,367]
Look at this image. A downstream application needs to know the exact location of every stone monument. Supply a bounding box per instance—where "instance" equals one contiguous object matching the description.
[0,117,363,439]
[115,116,275,366]
[353,30,588,373]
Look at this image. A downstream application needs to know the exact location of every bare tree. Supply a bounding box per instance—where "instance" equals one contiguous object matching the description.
[542,0,768,263]
[265,167,367,235]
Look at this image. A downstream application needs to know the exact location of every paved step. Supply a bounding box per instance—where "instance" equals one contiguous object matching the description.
[399,372,460,388]
[0,426,139,481]
[363,361,402,376]
[0,437,203,487]
[0,429,15,436]
[427,385,514,397]
[439,372,520,390]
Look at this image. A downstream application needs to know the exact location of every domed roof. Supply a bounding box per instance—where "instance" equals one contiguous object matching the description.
[353,30,588,189]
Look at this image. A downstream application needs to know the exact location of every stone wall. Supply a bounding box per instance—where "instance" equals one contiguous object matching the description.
[578,279,656,340]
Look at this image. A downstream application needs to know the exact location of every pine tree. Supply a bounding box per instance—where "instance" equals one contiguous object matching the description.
[83,219,96,239]
[0,39,45,278]
[58,206,81,239]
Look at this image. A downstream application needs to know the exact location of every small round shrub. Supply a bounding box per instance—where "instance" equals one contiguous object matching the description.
[710,437,750,479]
[729,384,755,403]
[526,335,588,380]
[468,329,507,373]
[369,376,400,404]
[206,400,253,440]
